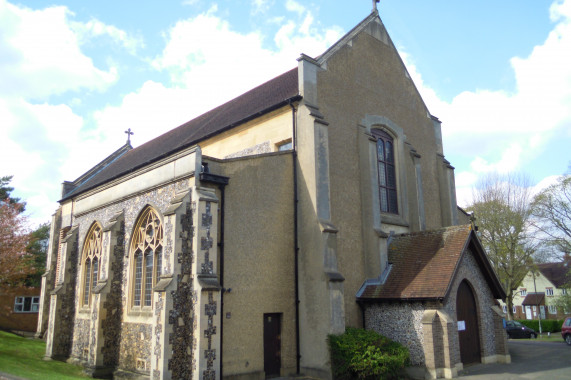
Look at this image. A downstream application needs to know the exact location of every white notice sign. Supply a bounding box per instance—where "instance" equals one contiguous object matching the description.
[457,321,466,331]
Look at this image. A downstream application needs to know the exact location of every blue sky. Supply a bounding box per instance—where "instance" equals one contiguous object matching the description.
[1,0,570,228]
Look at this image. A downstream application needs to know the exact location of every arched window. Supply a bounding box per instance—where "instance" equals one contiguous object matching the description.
[130,207,163,308]
[372,129,398,214]
[82,223,102,307]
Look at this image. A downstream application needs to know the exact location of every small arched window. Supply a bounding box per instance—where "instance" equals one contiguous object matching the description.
[82,223,102,307]
[131,207,163,308]
[372,129,398,214]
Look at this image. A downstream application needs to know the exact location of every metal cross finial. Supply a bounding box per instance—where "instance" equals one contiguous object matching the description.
[125,128,134,144]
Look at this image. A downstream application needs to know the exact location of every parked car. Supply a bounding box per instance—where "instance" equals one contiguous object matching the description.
[505,320,537,339]
[562,317,571,345]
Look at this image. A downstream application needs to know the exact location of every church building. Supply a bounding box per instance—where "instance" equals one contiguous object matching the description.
[37,6,509,380]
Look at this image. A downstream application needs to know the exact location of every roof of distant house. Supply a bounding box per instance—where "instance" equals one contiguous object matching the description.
[61,68,300,201]
[357,224,505,301]
[537,260,570,288]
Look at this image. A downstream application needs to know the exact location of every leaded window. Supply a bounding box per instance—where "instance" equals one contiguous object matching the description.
[373,129,398,214]
[131,207,163,308]
[82,223,102,307]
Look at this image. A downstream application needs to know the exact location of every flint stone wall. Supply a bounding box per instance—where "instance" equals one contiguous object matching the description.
[69,178,191,372]
[364,301,426,365]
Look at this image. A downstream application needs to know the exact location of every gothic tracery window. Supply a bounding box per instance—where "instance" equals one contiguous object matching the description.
[131,207,163,308]
[82,223,102,307]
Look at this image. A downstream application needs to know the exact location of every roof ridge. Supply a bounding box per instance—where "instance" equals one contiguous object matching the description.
[60,68,300,201]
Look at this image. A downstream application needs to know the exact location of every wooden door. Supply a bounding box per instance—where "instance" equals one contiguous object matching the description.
[264,313,281,378]
[456,280,481,365]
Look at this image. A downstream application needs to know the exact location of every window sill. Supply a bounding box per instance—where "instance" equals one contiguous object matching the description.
[380,213,409,227]
[128,308,153,318]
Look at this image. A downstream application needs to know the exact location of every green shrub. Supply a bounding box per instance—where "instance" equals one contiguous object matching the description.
[517,319,564,333]
[328,327,410,380]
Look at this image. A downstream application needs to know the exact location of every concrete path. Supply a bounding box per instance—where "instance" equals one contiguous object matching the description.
[458,340,571,379]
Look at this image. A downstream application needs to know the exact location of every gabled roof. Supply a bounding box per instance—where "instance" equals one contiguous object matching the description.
[537,261,570,288]
[357,225,505,302]
[61,68,300,201]
[61,142,132,198]
[522,293,545,306]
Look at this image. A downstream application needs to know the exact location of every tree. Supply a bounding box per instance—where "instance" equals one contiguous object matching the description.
[531,175,571,257]
[24,223,50,287]
[0,200,33,287]
[467,173,537,320]
[0,175,26,212]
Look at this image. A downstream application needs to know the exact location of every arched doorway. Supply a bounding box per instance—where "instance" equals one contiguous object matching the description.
[456,280,481,365]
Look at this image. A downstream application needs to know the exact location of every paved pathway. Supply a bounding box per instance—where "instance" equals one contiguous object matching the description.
[458,340,571,379]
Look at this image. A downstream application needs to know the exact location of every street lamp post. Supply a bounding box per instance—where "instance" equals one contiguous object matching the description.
[533,271,542,334]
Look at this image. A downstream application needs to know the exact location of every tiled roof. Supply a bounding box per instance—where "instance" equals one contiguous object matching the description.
[537,261,570,288]
[61,68,299,200]
[522,293,545,305]
[358,225,505,301]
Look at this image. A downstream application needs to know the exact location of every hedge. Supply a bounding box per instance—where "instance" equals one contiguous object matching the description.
[517,319,564,333]
[328,327,410,380]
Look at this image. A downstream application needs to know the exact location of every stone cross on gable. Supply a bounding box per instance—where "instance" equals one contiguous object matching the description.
[373,0,380,11]
[124,128,134,144]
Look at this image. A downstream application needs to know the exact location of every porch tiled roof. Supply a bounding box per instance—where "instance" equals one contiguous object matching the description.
[358,225,472,301]
[357,224,506,301]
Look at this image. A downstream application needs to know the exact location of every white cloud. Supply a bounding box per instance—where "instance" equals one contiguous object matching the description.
[0,0,118,100]
[251,0,271,14]
[0,0,134,226]
[0,96,84,224]
[91,81,199,153]
[396,0,571,207]
[400,0,571,186]
[151,6,342,107]
[71,18,144,55]
[285,0,305,16]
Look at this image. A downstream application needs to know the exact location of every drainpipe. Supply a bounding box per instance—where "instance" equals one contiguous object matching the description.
[288,100,301,374]
[201,166,229,379]
[219,183,226,377]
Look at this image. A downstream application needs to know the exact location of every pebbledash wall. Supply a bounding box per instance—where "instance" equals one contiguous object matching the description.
[364,249,504,367]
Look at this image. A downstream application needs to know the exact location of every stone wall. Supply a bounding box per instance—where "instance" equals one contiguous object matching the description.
[119,322,152,373]
[71,318,90,360]
[49,229,79,359]
[102,221,125,368]
[168,201,196,379]
[66,178,192,375]
[364,301,426,365]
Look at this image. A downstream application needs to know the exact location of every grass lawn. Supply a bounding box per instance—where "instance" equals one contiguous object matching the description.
[0,331,89,379]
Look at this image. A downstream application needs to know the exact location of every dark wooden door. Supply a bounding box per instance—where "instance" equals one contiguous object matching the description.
[264,313,281,378]
[456,280,481,365]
